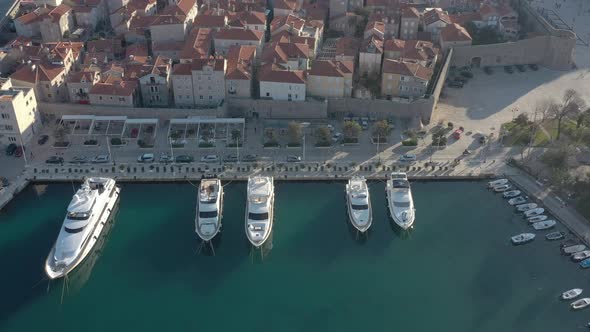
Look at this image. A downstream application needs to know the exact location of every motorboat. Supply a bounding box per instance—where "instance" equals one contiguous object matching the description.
[573,251,590,262]
[386,172,415,230]
[524,208,545,218]
[508,196,527,205]
[511,233,535,245]
[562,288,583,300]
[503,190,521,198]
[516,203,538,212]
[488,178,509,188]
[45,177,120,279]
[561,239,580,248]
[493,184,512,192]
[580,259,590,269]
[563,244,587,255]
[527,215,548,223]
[532,220,556,230]
[346,176,372,233]
[545,231,565,241]
[571,298,590,310]
[245,176,274,247]
[195,178,223,242]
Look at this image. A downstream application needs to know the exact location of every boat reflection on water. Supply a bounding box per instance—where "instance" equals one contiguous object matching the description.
[249,229,274,262]
[196,231,224,256]
[345,215,371,244]
[54,200,120,294]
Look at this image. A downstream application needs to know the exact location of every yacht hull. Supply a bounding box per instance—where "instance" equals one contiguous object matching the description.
[386,187,415,230]
[245,193,274,247]
[195,187,224,242]
[346,185,372,233]
[45,184,120,279]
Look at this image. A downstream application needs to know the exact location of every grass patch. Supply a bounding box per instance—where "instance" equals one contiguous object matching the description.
[501,122,551,146]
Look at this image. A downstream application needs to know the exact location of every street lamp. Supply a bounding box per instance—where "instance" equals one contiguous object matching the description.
[301,122,310,161]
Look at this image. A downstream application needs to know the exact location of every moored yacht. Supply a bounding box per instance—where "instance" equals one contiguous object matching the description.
[346,176,372,233]
[245,176,274,247]
[387,172,415,230]
[195,178,223,242]
[45,177,120,279]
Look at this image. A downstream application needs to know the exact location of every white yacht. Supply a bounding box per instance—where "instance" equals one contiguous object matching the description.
[245,176,274,247]
[195,178,223,242]
[386,172,415,230]
[346,176,372,233]
[45,177,120,279]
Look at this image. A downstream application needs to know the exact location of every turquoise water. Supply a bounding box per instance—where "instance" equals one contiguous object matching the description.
[0,182,588,331]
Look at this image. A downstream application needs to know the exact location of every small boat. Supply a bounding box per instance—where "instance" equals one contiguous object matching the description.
[527,215,548,223]
[493,184,512,192]
[511,233,535,245]
[573,251,590,262]
[562,288,583,300]
[571,298,590,310]
[195,178,223,242]
[524,208,545,218]
[386,172,415,230]
[488,178,509,188]
[503,190,521,198]
[508,196,527,205]
[545,231,565,241]
[561,288,583,300]
[516,203,538,212]
[532,220,556,230]
[561,239,580,248]
[580,259,590,269]
[245,176,275,247]
[563,244,587,255]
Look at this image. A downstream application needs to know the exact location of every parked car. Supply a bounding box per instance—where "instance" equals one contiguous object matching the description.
[223,154,238,163]
[483,66,493,75]
[332,132,343,142]
[70,156,88,164]
[479,135,487,144]
[399,154,417,163]
[515,64,526,72]
[361,120,369,130]
[37,135,49,145]
[453,128,464,140]
[529,63,539,71]
[242,154,258,162]
[504,66,514,73]
[159,152,172,163]
[46,156,64,164]
[200,155,219,163]
[287,155,301,162]
[326,124,335,132]
[448,81,463,88]
[175,155,194,163]
[14,146,25,158]
[5,143,17,156]
[137,153,155,163]
[91,154,110,163]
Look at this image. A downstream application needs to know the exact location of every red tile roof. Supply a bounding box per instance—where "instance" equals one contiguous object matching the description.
[67,70,97,83]
[270,14,305,33]
[423,8,451,26]
[382,59,432,81]
[274,0,300,11]
[270,31,316,52]
[90,80,137,96]
[227,11,266,27]
[193,14,227,28]
[11,62,65,83]
[48,4,72,22]
[162,0,195,16]
[360,36,383,53]
[262,41,309,64]
[383,39,438,62]
[16,8,48,25]
[309,60,353,77]
[401,6,420,19]
[215,28,264,41]
[226,45,256,80]
[180,28,213,60]
[151,14,184,25]
[258,63,306,84]
[172,57,225,74]
[440,23,472,42]
[335,37,360,57]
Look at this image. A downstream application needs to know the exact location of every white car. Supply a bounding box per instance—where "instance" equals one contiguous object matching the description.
[399,154,417,163]
[200,155,219,163]
[91,154,110,163]
[137,153,154,163]
[332,133,343,142]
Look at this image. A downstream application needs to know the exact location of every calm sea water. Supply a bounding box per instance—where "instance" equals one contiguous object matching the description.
[0,181,587,331]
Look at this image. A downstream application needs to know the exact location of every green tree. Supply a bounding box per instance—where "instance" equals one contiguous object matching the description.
[431,127,447,147]
[553,89,586,140]
[372,120,392,138]
[287,121,303,145]
[316,126,331,144]
[343,121,361,140]
[231,129,241,143]
[513,113,530,126]
[541,147,570,170]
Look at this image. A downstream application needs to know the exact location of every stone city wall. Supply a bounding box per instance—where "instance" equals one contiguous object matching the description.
[226,98,328,119]
[39,103,225,120]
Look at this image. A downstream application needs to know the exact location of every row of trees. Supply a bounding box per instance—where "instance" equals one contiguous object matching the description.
[534,89,587,140]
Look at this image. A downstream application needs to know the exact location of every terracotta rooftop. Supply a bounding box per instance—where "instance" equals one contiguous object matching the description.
[15,7,49,25]
[227,11,266,27]
[90,80,137,96]
[162,0,195,16]
[152,14,184,25]
[423,8,451,26]
[215,28,264,41]
[383,39,438,62]
[262,41,309,65]
[152,40,184,52]
[180,28,213,60]
[335,37,360,57]
[440,23,472,42]
[382,59,432,81]
[274,0,300,11]
[10,62,65,83]
[226,45,256,80]
[365,20,385,33]
[67,70,97,83]
[401,6,420,19]
[125,43,149,63]
[270,14,305,33]
[308,60,353,78]
[360,36,383,53]
[48,4,72,22]
[270,31,316,52]
[87,39,121,55]
[193,14,227,28]
[258,63,306,84]
[172,57,225,74]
